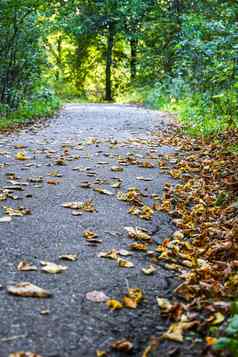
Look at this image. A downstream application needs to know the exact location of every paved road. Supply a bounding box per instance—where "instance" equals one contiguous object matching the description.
[0,105,186,356]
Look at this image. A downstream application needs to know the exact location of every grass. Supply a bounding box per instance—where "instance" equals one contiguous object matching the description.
[118,85,238,137]
[0,96,61,131]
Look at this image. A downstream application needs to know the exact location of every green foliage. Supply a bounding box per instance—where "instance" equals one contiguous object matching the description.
[214,315,238,356]
[0,88,60,130]
[0,0,237,134]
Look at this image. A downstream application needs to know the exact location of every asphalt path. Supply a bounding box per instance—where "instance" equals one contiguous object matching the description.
[0,104,193,356]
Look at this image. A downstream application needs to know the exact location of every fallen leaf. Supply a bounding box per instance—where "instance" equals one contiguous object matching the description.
[123,288,143,308]
[117,249,133,257]
[59,255,78,261]
[106,299,123,310]
[7,282,51,298]
[9,353,44,357]
[41,261,67,274]
[83,230,97,240]
[117,258,134,268]
[63,200,96,213]
[111,166,123,172]
[96,350,107,357]
[125,227,151,241]
[206,336,217,346]
[93,188,114,196]
[16,152,28,161]
[211,312,225,325]
[129,242,148,251]
[0,216,12,223]
[156,297,173,313]
[47,180,60,185]
[4,206,31,217]
[17,261,37,272]
[98,249,118,260]
[142,265,156,275]
[162,321,197,342]
[86,291,109,303]
[136,177,153,181]
[111,339,133,352]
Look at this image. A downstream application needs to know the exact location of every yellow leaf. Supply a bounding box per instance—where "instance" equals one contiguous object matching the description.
[211,312,225,325]
[142,265,156,275]
[117,258,134,268]
[162,321,197,342]
[156,297,173,313]
[129,242,148,251]
[83,230,97,240]
[16,151,28,160]
[106,299,123,310]
[206,336,217,346]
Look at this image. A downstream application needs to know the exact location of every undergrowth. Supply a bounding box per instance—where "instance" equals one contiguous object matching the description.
[0,92,61,131]
[118,84,238,138]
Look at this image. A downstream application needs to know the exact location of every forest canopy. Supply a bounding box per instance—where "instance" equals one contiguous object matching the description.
[0,0,237,134]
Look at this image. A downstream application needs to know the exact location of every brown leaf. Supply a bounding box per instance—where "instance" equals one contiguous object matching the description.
[17,261,37,272]
[7,282,51,298]
[111,339,133,352]
[9,353,44,357]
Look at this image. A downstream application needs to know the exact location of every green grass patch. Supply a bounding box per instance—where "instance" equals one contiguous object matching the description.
[0,96,61,131]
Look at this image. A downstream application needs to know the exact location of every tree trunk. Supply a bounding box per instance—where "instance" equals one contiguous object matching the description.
[130,39,137,81]
[105,23,114,101]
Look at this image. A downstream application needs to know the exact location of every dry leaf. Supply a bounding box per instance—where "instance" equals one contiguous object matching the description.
[136,177,153,181]
[93,188,114,196]
[111,166,123,172]
[98,249,118,260]
[111,339,133,352]
[117,249,133,257]
[17,261,37,272]
[117,258,134,268]
[0,216,12,223]
[123,288,143,308]
[83,230,97,240]
[129,242,148,251]
[7,282,51,298]
[156,297,173,313]
[47,179,60,185]
[96,350,107,357]
[106,299,123,310]
[63,200,96,213]
[86,291,109,303]
[162,321,197,342]
[41,261,67,274]
[9,353,44,357]
[125,227,151,241]
[142,265,156,275]
[59,254,78,261]
[16,152,28,161]
[4,206,31,217]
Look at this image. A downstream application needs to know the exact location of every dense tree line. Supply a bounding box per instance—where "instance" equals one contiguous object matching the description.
[0,0,237,129]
